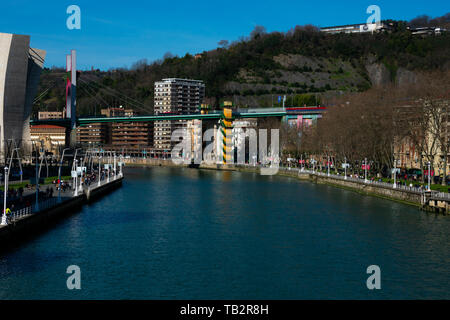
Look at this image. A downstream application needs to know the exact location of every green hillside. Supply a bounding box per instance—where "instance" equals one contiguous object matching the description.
[34,15,450,116]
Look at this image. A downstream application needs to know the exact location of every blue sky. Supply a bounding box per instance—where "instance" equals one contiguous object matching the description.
[1,0,448,70]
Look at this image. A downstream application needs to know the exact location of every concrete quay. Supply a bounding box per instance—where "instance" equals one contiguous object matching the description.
[0,176,123,251]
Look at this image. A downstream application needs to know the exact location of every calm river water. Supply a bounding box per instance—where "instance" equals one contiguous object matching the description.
[1,167,449,299]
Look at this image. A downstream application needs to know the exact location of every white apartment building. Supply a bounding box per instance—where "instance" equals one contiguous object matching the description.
[320,22,387,34]
[153,78,205,151]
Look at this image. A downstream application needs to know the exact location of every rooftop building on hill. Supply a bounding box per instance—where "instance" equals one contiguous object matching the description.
[320,22,388,34]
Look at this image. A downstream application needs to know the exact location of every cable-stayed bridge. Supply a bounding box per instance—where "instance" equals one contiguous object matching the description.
[30,106,325,127]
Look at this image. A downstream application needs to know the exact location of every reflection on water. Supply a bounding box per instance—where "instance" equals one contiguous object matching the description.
[0,167,449,299]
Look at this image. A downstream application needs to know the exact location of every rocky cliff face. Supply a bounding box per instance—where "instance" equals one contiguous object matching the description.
[220,54,373,107]
[396,68,417,85]
[365,62,420,87]
[365,63,391,86]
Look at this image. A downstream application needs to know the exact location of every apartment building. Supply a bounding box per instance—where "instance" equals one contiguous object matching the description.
[101,107,135,118]
[394,102,450,177]
[320,22,388,34]
[111,122,152,148]
[153,78,205,151]
[76,123,108,146]
[38,111,65,120]
[99,107,153,149]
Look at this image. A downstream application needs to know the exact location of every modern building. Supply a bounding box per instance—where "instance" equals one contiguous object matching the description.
[153,78,205,151]
[38,111,65,120]
[408,26,447,36]
[0,32,46,158]
[100,107,153,150]
[30,124,66,156]
[100,107,135,118]
[320,23,387,34]
[76,123,109,147]
[111,122,152,148]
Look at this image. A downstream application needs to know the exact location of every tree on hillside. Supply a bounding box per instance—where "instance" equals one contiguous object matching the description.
[218,40,229,48]
[250,25,267,39]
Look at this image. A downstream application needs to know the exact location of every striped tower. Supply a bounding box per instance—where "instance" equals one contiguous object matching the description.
[220,103,234,164]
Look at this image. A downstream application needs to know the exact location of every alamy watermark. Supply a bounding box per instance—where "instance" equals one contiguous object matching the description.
[366,5,381,25]
[66,5,81,30]
[171,128,280,175]
[66,265,81,290]
[366,265,381,290]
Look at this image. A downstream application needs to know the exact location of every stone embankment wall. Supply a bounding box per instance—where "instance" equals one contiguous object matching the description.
[124,161,448,213]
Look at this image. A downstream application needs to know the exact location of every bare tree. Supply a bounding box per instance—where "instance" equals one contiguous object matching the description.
[250,25,267,39]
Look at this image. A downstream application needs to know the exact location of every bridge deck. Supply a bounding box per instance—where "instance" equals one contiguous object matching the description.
[30,107,326,126]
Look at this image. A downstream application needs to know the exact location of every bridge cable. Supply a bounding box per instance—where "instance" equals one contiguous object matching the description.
[79,75,153,113]
[78,78,152,115]
[81,74,151,109]
[79,78,153,115]
[78,80,111,109]
[33,80,58,105]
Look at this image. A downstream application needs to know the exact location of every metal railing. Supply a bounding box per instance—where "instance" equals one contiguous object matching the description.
[33,197,58,212]
[432,192,450,200]
[296,168,423,193]
[226,164,450,201]
[6,197,58,224]
[2,172,123,226]
[86,172,122,193]
[295,168,450,200]
[8,205,33,223]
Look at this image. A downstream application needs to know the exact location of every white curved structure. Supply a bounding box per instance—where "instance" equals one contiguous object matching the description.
[0,32,46,158]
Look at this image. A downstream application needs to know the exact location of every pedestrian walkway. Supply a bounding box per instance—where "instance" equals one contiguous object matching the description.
[1,171,123,226]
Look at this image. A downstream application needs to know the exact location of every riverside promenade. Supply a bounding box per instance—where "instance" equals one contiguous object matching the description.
[276,167,450,214]
[0,172,124,249]
[122,157,450,214]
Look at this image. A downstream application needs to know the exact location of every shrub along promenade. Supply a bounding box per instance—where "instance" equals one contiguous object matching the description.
[0,176,72,191]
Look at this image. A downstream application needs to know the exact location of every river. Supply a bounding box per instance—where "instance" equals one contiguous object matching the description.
[0,167,449,299]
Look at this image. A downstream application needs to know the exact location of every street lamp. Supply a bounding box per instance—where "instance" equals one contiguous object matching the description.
[120,155,124,177]
[364,158,368,183]
[344,157,347,180]
[393,159,397,188]
[427,161,431,192]
[78,157,83,193]
[71,148,81,191]
[34,143,40,212]
[58,148,70,203]
[114,152,117,179]
[327,155,330,176]
[74,159,78,197]
[1,167,9,226]
[98,155,102,187]
[8,147,23,183]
